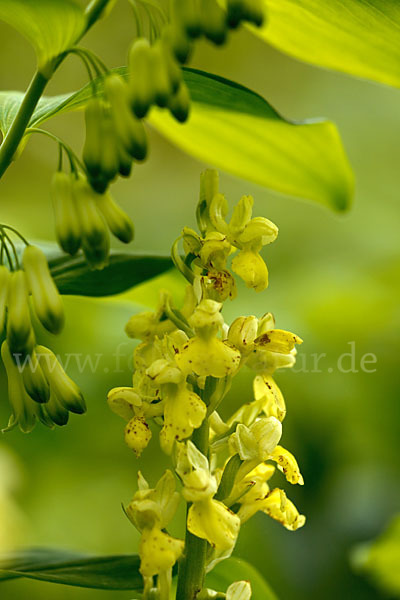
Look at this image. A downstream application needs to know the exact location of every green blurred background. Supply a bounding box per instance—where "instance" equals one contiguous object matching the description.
[0,2,399,598]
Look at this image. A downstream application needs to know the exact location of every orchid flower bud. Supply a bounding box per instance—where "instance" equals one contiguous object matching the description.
[226,581,252,600]
[125,416,152,457]
[228,316,258,353]
[229,417,282,462]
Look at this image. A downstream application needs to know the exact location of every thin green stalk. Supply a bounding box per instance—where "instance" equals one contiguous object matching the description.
[0,230,15,270]
[0,71,48,178]
[0,0,112,179]
[25,127,85,172]
[176,417,209,600]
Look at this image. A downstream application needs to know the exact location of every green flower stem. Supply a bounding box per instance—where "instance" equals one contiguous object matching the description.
[176,417,209,600]
[0,0,112,180]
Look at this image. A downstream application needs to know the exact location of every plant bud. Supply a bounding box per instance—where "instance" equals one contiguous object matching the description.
[44,390,69,426]
[23,245,64,335]
[21,349,50,404]
[201,0,228,45]
[105,73,147,161]
[226,0,244,28]
[227,0,265,28]
[229,416,282,462]
[51,171,82,255]
[124,416,152,457]
[162,23,193,64]
[117,144,133,177]
[1,340,39,433]
[99,111,120,182]
[95,192,134,244]
[168,81,191,123]
[174,0,202,39]
[73,176,110,269]
[88,171,110,194]
[128,38,155,118]
[226,581,252,600]
[6,270,32,355]
[161,40,182,94]
[82,234,110,270]
[82,97,103,177]
[0,265,10,335]
[37,345,86,414]
[243,0,265,27]
[228,316,258,352]
[151,42,174,108]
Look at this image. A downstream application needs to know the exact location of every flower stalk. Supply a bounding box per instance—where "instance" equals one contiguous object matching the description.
[109,169,305,599]
[176,417,210,600]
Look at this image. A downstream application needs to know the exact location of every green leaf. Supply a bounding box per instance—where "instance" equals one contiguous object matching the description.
[149,68,353,211]
[253,0,400,89]
[351,514,400,597]
[207,557,278,600]
[0,0,85,73]
[0,67,353,211]
[0,548,86,582]
[48,250,173,297]
[0,549,142,590]
[0,92,25,136]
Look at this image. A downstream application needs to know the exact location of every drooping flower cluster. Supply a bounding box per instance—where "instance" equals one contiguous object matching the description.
[52,170,134,269]
[108,170,305,599]
[0,231,85,432]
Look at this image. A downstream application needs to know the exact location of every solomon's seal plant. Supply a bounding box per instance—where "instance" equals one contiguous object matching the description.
[108,170,305,599]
